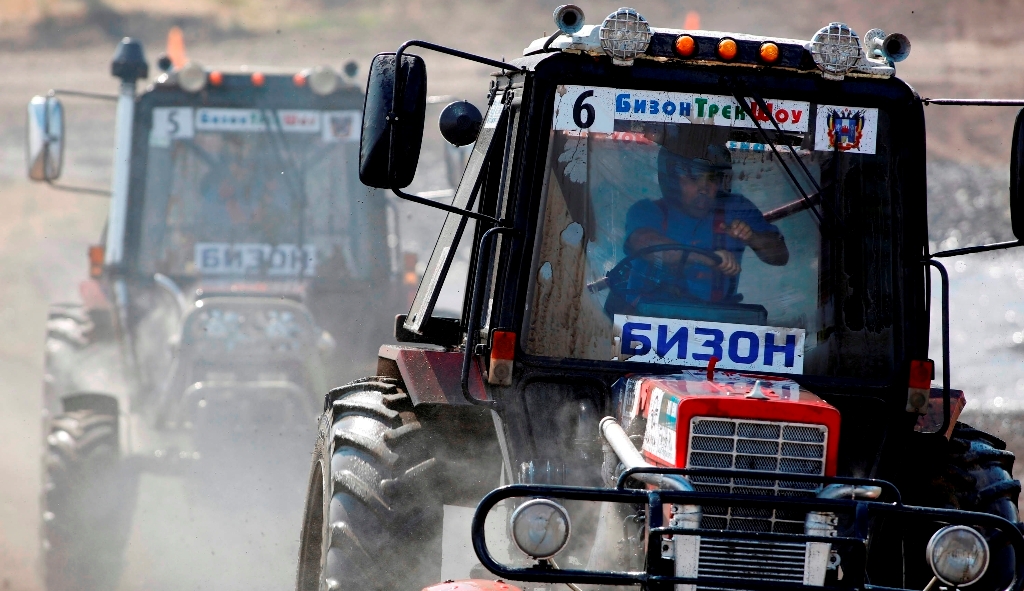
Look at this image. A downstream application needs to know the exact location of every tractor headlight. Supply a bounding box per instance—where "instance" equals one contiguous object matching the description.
[808,22,862,81]
[927,525,990,587]
[509,499,570,559]
[177,61,207,93]
[598,7,651,66]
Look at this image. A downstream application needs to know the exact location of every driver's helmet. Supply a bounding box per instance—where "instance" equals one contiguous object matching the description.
[657,144,733,199]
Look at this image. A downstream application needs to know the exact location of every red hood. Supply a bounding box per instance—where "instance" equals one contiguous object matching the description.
[620,370,841,473]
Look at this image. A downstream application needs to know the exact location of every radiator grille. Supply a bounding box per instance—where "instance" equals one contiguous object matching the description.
[698,538,807,584]
[687,417,827,533]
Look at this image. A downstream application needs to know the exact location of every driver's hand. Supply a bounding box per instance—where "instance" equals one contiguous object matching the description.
[726,220,754,243]
[715,249,741,276]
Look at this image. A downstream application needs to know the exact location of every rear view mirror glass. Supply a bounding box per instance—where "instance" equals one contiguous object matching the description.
[1009,107,1024,240]
[359,52,427,189]
[26,95,64,182]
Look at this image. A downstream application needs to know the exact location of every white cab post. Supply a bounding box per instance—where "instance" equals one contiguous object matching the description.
[105,79,136,265]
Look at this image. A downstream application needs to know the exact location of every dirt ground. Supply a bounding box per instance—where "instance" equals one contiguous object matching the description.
[1,1,1024,589]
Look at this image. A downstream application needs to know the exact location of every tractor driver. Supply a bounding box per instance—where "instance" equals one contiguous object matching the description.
[199,134,290,242]
[621,145,790,305]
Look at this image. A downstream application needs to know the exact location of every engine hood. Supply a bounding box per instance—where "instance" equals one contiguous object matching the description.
[615,370,841,472]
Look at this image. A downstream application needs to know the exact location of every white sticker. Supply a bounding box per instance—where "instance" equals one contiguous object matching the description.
[195,108,268,132]
[322,110,361,143]
[813,105,879,154]
[613,314,806,374]
[194,243,317,276]
[276,110,321,133]
[642,387,679,464]
[193,108,322,133]
[150,107,194,146]
[483,103,503,129]
[553,85,810,134]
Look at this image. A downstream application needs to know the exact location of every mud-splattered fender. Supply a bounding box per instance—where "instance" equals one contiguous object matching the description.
[374,344,487,406]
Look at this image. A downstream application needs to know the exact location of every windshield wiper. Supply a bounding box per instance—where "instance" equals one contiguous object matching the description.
[724,80,829,230]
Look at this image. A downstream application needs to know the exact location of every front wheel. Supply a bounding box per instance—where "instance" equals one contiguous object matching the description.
[295,377,443,591]
[41,409,137,591]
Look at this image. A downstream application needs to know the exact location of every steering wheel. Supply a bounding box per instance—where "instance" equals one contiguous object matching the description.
[589,243,724,298]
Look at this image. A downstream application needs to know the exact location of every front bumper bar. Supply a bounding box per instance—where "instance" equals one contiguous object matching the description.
[470,470,1024,591]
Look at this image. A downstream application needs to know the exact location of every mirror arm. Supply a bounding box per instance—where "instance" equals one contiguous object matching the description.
[49,89,119,102]
[930,239,1023,258]
[44,178,110,197]
[391,187,500,225]
[923,98,1024,106]
[395,40,525,74]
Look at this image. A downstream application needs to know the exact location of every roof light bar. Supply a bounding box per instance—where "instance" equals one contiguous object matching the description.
[717,38,737,60]
[177,61,206,93]
[809,22,862,81]
[759,42,780,64]
[674,35,696,57]
[308,65,340,96]
[599,7,651,66]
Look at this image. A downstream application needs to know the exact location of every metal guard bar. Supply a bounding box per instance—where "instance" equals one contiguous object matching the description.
[471,483,1024,591]
[615,466,902,504]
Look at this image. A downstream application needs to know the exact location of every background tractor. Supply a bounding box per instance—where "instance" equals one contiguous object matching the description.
[29,33,407,591]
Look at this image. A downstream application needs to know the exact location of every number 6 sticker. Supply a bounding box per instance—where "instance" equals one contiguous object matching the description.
[573,90,596,128]
[554,85,613,133]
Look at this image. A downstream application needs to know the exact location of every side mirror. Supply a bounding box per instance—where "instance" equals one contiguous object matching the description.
[26,95,64,182]
[1009,108,1024,240]
[359,52,427,189]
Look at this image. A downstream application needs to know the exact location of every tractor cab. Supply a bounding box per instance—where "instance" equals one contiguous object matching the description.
[296,7,1024,591]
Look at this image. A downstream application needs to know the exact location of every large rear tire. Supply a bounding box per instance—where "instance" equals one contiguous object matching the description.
[295,377,443,591]
[41,410,137,591]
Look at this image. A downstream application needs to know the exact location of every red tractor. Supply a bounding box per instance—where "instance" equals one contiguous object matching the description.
[295,6,1024,591]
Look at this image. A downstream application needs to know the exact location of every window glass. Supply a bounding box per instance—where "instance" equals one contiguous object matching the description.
[523,86,895,378]
[137,107,380,280]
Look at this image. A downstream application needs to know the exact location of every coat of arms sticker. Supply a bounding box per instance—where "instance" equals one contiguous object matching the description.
[814,105,879,154]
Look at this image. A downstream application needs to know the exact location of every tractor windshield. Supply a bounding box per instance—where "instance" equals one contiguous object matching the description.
[135,107,382,281]
[523,85,897,379]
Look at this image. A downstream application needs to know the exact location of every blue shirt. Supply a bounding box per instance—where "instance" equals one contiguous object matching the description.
[624,193,778,301]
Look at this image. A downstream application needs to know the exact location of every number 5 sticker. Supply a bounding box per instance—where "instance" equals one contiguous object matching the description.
[150,107,194,147]
[554,85,614,133]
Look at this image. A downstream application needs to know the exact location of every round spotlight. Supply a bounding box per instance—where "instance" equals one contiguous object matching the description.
[251,72,266,87]
[177,61,207,93]
[308,65,340,96]
[293,72,307,87]
[926,525,990,587]
[509,499,570,559]
[674,35,696,57]
[809,22,862,81]
[717,38,738,60]
[209,71,224,86]
[599,7,651,66]
[759,42,780,63]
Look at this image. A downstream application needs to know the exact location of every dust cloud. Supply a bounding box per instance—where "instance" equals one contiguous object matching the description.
[2,1,1024,590]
